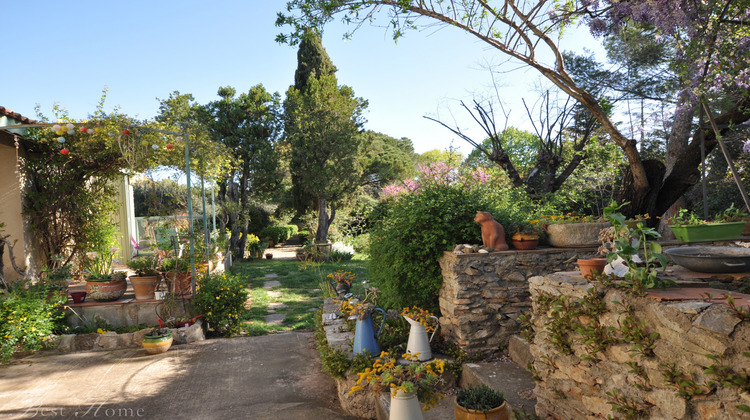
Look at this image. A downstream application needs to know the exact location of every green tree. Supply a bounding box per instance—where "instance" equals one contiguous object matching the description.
[285,30,368,243]
[360,131,417,192]
[200,85,282,259]
[417,148,463,168]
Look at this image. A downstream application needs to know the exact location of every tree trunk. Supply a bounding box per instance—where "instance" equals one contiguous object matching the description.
[618,159,666,222]
[237,160,251,258]
[315,198,336,243]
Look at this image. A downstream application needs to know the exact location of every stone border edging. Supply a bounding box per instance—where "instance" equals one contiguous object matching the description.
[53,320,205,353]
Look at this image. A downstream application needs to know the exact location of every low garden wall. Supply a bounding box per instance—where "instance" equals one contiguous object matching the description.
[54,321,205,353]
[527,272,750,419]
[438,247,598,356]
[66,299,191,329]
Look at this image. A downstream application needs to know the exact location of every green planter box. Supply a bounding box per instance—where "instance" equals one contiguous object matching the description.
[669,222,745,242]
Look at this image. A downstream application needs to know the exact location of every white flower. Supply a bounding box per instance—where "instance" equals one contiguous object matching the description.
[86,252,98,259]
[331,241,355,256]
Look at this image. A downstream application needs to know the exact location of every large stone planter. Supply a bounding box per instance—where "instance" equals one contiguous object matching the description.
[546,222,609,248]
[86,279,127,302]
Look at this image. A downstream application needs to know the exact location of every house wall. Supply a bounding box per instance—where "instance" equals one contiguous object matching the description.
[0,133,28,283]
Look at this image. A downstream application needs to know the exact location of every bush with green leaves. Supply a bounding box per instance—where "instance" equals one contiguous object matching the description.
[0,282,66,363]
[370,163,536,311]
[259,224,299,244]
[193,273,249,337]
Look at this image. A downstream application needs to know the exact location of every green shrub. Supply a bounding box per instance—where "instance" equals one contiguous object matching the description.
[259,224,299,244]
[193,273,249,337]
[369,179,533,311]
[0,282,66,363]
[456,384,505,411]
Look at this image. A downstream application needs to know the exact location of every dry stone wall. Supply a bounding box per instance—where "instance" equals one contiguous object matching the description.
[438,247,597,356]
[528,272,750,419]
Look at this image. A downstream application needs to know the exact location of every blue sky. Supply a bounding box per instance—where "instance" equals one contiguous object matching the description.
[2,1,604,157]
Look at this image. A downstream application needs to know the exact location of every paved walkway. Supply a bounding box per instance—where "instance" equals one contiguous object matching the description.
[0,333,357,420]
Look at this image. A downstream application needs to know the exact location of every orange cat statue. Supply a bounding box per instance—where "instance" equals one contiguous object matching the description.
[474,211,508,251]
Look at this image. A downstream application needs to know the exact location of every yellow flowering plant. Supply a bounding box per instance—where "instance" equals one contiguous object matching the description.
[338,286,380,321]
[328,270,355,293]
[349,351,446,410]
[400,306,438,333]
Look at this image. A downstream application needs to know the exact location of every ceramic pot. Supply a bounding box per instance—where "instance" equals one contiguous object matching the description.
[511,233,539,250]
[353,308,386,356]
[454,398,508,420]
[390,390,423,420]
[70,291,87,304]
[265,253,273,260]
[577,258,608,279]
[404,315,439,361]
[86,279,127,302]
[129,275,160,300]
[142,331,173,354]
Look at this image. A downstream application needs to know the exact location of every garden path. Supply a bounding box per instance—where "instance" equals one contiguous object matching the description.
[0,332,358,419]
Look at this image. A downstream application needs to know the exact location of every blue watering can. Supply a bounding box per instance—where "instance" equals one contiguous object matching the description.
[353,308,386,355]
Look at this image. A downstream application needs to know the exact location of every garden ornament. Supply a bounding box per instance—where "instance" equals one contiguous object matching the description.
[474,211,508,251]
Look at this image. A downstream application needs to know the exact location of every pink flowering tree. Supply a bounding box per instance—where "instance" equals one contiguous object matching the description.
[277,0,750,221]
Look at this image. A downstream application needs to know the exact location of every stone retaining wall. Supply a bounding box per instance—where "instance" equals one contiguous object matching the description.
[528,272,750,419]
[54,321,205,353]
[438,248,597,356]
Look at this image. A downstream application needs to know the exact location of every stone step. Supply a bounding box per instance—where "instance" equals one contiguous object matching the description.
[375,357,537,419]
[508,334,534,368]
[461,359,537,416]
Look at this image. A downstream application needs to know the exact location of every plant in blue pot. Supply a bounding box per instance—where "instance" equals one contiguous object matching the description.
[340,286,385,356]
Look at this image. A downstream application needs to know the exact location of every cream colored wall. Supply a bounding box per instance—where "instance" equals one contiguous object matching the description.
[113,175,134,263]
[0,138,27,283]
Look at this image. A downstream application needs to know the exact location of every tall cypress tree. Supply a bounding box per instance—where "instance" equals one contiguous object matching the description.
[285,30,367,243]
[293,30,337,92]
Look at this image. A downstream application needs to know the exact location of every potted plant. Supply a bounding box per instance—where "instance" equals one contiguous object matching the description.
[350,351,446,418]
[127,255,161,300]
[142,327,173,354]
[666,206,747,242]
[401,306,440,361]
[327,270,355,295]
[455,384,507,420]
[340,286,386,355]
[161,255,192,298]
[540,213,610,248]
[509,220,541,250]
[81,247,126,302]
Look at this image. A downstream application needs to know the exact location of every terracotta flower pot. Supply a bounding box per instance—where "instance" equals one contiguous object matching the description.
[86,279,127,302]
[511,233,539,250]
[577,258,608,279]
[129,275,160,300]
[454,398,508,420]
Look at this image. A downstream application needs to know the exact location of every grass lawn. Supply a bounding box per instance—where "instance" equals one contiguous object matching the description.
[232,257,370,336]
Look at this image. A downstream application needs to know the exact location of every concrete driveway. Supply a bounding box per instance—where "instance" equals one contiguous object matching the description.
[0,332,358,420]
